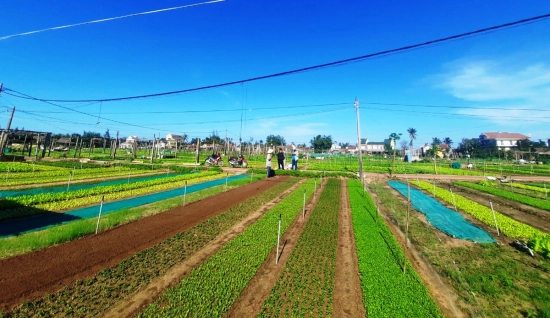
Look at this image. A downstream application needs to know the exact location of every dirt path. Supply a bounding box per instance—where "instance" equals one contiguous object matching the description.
[225,179,327,317]
[332,179,366,317]
[0,176,289,310]
[369,185,465,318]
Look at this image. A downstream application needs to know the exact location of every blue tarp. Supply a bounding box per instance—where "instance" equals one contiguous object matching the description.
[0,174,248,237]
[388,180,495,243]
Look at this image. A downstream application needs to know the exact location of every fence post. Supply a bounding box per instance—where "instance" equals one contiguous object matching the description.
[95,196,104,234]
[450,187,457,212]
[67,171,73,192]
[489,201,500,236]
[182,181,187,206]
[302,189,306,219]
[276,214,281,264]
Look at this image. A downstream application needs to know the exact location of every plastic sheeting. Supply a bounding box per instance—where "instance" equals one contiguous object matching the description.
[0,172,197,198]
[0,174,248,237]
[388,180,495,244]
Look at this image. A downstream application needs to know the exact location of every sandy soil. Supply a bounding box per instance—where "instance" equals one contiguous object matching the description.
[0,176,289,310]
[332,179,366,317]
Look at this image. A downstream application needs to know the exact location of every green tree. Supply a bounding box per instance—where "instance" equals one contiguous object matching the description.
[103,129,111,139]
[389,132,402,176]
[265,135,286,147]
[407,127,417,149]
[310,135,333,153]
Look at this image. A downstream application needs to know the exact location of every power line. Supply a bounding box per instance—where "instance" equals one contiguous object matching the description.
[2,90,173,132]
[0,0,225,41]
[4,12,550,103]
[17,102,351,114]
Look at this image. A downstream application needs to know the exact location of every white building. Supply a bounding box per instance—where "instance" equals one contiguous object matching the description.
[166,134,185,149]
[479,132,529,151]
[120,136,139,149]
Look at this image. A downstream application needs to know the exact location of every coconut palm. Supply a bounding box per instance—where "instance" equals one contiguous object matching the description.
[389,132,402,176]
[407,127,417,149]
[443,137,453,158]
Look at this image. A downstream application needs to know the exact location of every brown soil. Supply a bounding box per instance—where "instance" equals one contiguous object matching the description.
[225,179,327,317]
[0,176,289,310]
[103,176,304,317]
[332,179,366,317]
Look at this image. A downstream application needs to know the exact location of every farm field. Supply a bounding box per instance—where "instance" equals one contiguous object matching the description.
[374,179,550,317]
[0,176,295,315]
[1,156,550,317]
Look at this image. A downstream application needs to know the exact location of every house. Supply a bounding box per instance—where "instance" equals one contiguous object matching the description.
[479,132,529,151]
[330,143,341,153]
[365,141,385,154]
[166,134,184,149]
[346,146,358,154]
[120,136,139,149]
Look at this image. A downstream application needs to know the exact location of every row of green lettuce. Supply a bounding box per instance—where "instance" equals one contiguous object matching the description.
[348,179,443,317]
[138,179,315,317]
[413,180,550,258]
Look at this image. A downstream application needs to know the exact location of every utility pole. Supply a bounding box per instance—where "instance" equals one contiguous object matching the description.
[0,105,15,159]
[355,97,364,187]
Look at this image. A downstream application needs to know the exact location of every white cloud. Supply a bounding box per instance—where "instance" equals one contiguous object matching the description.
[437,59,550,126]
[443,61,550,102]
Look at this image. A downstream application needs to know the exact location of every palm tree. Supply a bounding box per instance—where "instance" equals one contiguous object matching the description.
[443,137,453,158]
[407,127,417,149]
[389,132,402,176]
[432,137,442,175]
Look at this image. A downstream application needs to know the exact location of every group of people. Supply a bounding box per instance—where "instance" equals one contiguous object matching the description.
[266,145,298,178]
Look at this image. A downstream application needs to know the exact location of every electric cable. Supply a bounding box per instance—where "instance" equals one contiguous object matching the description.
[4,12,550,103]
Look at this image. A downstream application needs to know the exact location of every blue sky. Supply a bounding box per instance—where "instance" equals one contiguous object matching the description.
[1,0,549,148]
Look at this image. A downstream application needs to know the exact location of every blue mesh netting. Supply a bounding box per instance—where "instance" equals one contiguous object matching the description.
[0,172,198,198]
[0,174,248,237]
[388,180,495,244]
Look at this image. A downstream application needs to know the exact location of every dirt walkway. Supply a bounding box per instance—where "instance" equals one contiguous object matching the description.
[332,179,366,317]
[0,176,289,310]
[102,177,306,317]
[225,179,327,317]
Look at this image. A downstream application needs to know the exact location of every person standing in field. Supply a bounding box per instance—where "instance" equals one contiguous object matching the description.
[277,148,285,170]
[266,149,273,177]
[291,145,298,170]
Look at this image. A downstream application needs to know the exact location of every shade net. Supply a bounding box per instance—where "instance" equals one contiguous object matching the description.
[0,174,248,237]
[388,180,495,244]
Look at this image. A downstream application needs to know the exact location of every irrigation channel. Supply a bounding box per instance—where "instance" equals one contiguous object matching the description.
[0,174,248,237]
[0,171,198,198]
[388,180,495,243]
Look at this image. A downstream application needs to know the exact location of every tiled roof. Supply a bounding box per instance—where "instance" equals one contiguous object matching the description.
[481,132,528,140]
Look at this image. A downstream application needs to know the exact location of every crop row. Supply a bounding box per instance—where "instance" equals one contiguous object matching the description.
[36,173,226,211]
[507,182,549,194]
[0,162,63,172]
[412,180,550,257]
[138,179,315,317]
[2,171,219,207]
[259,178,341,317]
[454,181,550,212]
[4,177,302,317]
[348,179,443,317]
